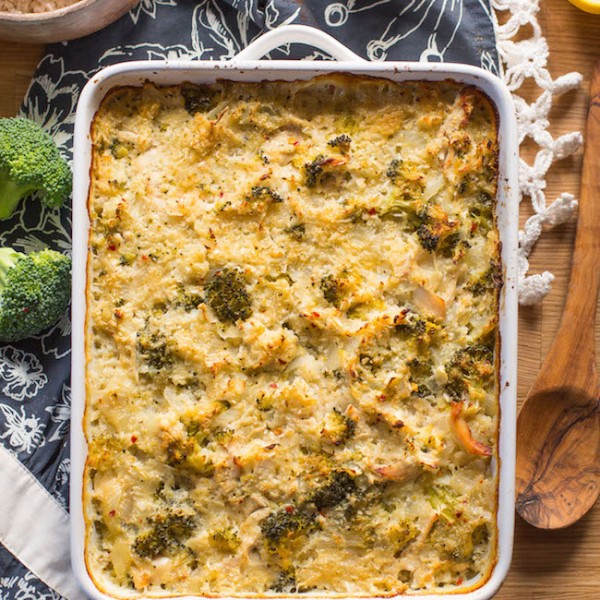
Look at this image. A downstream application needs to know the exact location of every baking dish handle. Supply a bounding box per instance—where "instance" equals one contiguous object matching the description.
[232,25,367,63]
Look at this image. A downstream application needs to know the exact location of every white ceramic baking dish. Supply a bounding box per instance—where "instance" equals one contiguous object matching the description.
[70,24,518,600]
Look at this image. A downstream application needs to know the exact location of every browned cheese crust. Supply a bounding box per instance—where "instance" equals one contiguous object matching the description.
[85,75,501,598]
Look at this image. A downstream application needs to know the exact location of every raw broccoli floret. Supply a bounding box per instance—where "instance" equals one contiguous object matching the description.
[0,248,71,342]
[0,118,71,220]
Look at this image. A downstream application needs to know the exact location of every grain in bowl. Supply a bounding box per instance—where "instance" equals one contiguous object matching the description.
[0,0,80,12]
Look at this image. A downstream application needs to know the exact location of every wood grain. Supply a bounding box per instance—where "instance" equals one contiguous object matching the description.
[515,60,600,529]
[0,0,599,596]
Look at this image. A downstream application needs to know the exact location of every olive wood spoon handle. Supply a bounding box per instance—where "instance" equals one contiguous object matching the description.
[515,60,600,529]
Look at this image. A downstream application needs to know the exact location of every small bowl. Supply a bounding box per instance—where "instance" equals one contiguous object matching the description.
[0,0,139,44]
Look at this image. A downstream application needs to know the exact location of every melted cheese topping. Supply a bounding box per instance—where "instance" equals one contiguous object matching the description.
[85,75,501,598]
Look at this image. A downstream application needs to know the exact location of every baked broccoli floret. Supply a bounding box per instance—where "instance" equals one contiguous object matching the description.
[308,471,356,510]
[0,248,71,342]
[260,504,316,543]
[304,154,327,188]
[136,328,174,371]
[0,118,71,220]
[249,185,283,204]
[386,158,402,182]
[133,511,196,559]
[210,527,241,553]
[320,274,343,307]
[304,154,348,187]
[468,193,495,236]
[261,472,357,545]
[166,438,194,466]
[175,284,204,311]
[321,408,356,446]
[388,519,418,556]
[180,83,217,115]
[414,204,458,253]
[284,223,306,241]
[445,344,494,399]
[269,570,298,593]
[328,134,351,153]
[466,261,503,296]
[426,512,486,562]
[205,267,252,323]
[395,309,441,346]
[407,357,433,379]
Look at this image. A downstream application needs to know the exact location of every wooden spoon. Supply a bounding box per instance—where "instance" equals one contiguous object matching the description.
[515,60,600,529]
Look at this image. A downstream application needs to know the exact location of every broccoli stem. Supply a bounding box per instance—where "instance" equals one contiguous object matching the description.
[0,170,35,220]
[0,247,21,287]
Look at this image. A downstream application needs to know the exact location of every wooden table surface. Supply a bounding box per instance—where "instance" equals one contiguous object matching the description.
[1,1,599,598]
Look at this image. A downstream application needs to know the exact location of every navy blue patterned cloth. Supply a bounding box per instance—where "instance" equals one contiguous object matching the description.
[0,1,498,597]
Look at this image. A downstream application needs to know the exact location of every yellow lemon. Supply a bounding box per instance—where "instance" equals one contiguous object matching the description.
[569,0,600,13]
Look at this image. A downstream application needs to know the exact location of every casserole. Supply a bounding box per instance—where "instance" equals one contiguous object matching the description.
[71,25,518,600]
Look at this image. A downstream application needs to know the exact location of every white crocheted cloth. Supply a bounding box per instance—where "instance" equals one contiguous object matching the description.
[492,0,583,305]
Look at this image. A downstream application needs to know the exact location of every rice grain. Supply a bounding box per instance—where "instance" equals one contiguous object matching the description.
[0,0,81,13]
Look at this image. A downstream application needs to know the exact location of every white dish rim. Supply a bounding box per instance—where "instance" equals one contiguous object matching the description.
[70,25,518,600]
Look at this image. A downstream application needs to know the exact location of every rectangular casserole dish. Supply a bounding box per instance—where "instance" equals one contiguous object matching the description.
[71,25,518,600]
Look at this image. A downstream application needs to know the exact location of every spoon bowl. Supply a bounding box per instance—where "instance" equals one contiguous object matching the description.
[516,387,600,529]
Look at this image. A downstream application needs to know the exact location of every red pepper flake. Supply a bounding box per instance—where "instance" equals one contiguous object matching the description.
[378,394,387,401]
[269,383,278,389]
[141,254,148,262]
[108,510,116,517]
[265,443,278,450]
[277,359,287,365]
[108,243,117,251]
[219,191,224,198]
[114,310,123,320]
[285,505,295,514]
[311,311,320,318]
[368,207,377,215]
[455,578,463,586]
[22,307,30,314]
[131,435,138,443]
[292,140,300,146]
